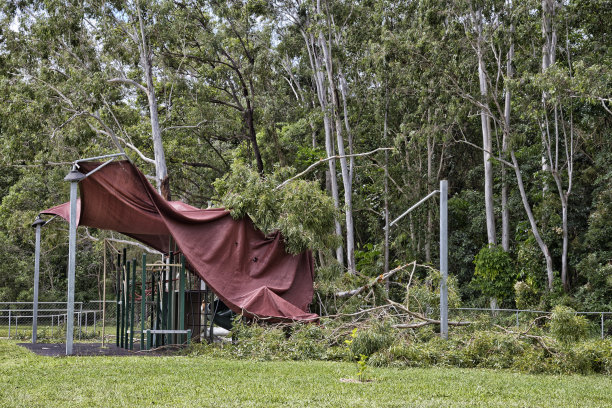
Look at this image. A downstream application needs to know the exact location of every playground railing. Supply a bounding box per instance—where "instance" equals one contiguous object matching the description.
[0,301,118,340]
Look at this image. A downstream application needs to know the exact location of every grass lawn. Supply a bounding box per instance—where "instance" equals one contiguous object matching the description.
[0,340,610,407]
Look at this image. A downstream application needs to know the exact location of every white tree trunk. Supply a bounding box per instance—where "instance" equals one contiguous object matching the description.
[137,6,168,199]
[511,151,554,289]
[477,40,496,246]
[319,31,355,274]
[303,29,344,266]
[501,22,515,252]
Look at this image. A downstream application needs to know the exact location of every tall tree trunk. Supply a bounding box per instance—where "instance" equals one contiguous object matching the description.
[137,6,168,199]
[511,151,555,289]
[383,85,390,278]
[303,28,344,266]
[477,35,496,246]
[501,21,515,252]
[245,106,264,173]
[319,28,355,274]
[425,134,433,264]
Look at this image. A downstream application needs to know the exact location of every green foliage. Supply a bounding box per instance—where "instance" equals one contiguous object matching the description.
[548,306,590,344]
[356,354,369,382]
[214,160,339,254]
[514,281,539,310]
[407,266,461,315]
[472,245,517,303]
[347,324,394,358]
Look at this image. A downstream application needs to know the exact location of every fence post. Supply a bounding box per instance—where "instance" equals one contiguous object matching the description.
[516,311,519,327]
[8,310,11,338]
[602,312,605,340]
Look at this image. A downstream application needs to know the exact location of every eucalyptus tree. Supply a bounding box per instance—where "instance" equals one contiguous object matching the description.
[163,0,274,175]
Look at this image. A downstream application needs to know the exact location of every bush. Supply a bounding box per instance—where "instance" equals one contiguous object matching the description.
[200,313,610,375]
[548,306,589,343]
[472,244,517,304]
[348,323,394,358]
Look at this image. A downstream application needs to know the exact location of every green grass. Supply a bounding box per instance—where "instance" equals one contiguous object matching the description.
[0,340,610,408]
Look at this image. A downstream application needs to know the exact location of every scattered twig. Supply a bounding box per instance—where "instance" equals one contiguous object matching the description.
[494,324,557,356]
[387,299,472,327]
[334,261,415,298]
[274,148,395,190]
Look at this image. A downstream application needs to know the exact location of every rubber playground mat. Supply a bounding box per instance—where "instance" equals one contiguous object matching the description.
[18,342,180,357]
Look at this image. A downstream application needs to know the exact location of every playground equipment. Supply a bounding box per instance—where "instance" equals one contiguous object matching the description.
[34,155,313,355]
[114,249,192,350]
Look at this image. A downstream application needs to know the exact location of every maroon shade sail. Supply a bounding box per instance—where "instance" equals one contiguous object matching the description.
[41,161,317,321]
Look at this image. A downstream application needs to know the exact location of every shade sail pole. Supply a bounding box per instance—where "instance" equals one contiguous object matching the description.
[64,166,86,355]
[31,216,46,343]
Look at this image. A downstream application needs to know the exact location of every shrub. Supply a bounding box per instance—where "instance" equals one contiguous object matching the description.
[348,323,394,357]
[472,244,517,304]
[548,306,589,343]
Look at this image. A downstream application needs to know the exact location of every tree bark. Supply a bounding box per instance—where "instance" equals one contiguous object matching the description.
[137,5,169,200]
[511,151,554,289]
[501,22,514,252]
[319,32,355,274]
[476,15,497,246]
[425,134,433,263]
[302,28,344,266]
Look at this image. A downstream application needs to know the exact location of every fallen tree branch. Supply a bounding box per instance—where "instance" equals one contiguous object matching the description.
[274,147,395,190]
[387,299,473,327]
[335,261,415,298]
[494,324,557,355]
[84,228,162,255]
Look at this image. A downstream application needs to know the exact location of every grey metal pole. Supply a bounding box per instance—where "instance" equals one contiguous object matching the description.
[65,166,85,355]
[439,180,448,340]
[32,217,45,344]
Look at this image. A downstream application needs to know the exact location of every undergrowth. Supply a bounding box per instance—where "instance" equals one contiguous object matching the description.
[183,315,612,375]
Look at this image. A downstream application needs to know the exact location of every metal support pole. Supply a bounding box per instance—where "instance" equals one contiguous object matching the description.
[130,259,136,350]
[439,180,448,340]
[32,217,45,343]
[64,166,85,355]
[169,252,175,344]
[179,255,186,344]
[116,253,121,347]
[602,313,605,340]
[141,254,146,350]
[8,310,11,338]
[516,311,520,327]
[125,261,131,348]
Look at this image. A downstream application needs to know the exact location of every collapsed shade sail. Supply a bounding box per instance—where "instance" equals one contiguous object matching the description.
[42,161,317,321]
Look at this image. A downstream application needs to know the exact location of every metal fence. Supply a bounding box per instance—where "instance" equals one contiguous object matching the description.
[449,307,612,339]
[0,301,118,340]
[1,301,610,341]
